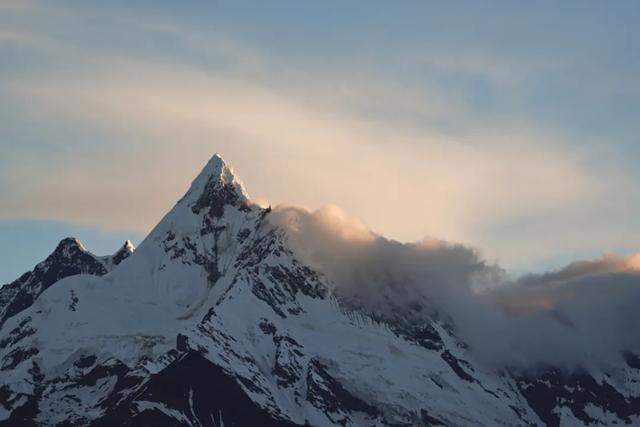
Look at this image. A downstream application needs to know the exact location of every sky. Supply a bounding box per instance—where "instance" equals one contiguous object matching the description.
[1,0,640,283]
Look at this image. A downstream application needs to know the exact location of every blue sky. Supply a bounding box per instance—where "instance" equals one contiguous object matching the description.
[1,1,640,282]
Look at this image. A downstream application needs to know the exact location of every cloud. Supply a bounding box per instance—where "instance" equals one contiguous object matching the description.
[269,205,640,370]
[415,50,557,87]
[484,253,640,318]
[517,253,640,289]
[0,0,44,14]
[480,255,640,367]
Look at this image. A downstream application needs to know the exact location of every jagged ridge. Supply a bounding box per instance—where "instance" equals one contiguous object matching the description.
[0,238,134,328]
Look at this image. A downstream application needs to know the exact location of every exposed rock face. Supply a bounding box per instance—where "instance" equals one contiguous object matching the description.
[0,154,639,426]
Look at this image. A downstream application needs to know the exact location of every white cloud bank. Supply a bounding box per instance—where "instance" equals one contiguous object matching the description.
[270,204,640,370]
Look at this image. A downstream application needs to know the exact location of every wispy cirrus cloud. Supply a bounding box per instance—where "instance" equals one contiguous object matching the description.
[6,58,606,253]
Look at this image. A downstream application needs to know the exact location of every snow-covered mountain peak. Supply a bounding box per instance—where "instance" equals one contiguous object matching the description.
[54,237,87,255]
[121,154,265,321]
[181,153,250,217]
[101,239,136,269]
[116,239,135,256]
[3,157,640,426]
[0,236,133,328]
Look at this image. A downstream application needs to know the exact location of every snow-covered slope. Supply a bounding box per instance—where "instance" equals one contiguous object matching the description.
[1,154,639,426]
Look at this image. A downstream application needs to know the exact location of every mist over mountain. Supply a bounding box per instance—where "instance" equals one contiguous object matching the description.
[1,155,639,426]
[270,204,640,369]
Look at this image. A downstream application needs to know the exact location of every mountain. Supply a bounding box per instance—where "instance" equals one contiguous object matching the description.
[1,154,639,426]
[0,238,134,328]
